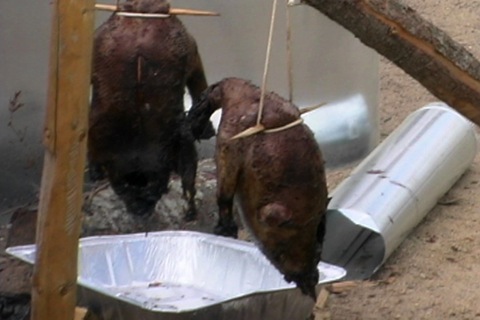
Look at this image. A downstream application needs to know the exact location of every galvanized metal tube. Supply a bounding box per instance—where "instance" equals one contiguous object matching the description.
[323,103,478,279]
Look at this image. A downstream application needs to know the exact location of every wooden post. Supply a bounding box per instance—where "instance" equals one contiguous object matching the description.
[304,0,480,126]
[31,0,95,319]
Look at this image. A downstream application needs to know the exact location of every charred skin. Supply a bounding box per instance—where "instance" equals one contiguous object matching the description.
[188,78,329,299]
[89,0,212,219]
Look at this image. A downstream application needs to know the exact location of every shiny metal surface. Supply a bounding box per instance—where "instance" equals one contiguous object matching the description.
[7,231,346,320]
[323,103,478,279]
[0,0,379,211]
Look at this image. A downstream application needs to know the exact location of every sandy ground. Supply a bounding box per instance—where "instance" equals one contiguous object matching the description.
[317,0,480,319]
[2,1,480,319]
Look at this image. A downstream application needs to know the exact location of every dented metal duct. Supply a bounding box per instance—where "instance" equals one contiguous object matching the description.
[322,103,478,279]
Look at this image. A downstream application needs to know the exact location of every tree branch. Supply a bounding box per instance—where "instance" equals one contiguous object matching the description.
[305,0,480,126]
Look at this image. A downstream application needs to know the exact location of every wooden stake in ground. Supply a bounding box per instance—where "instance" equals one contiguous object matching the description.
[32,0,95,319]
[304,0,480,126]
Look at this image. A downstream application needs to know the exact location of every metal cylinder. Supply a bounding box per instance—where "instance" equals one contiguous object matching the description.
[323,103,478,279]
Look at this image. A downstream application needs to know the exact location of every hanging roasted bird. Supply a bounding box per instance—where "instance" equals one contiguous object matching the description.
[89,0,214,218]
[187,78,329,299]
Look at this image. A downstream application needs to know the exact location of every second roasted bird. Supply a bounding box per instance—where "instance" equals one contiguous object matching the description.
[89,0,214,218]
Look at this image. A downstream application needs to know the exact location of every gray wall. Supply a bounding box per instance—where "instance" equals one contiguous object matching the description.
[0,1,51,211]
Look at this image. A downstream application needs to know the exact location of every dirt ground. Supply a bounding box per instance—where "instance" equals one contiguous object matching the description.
[318,0,480,319]
[2,0,480,319]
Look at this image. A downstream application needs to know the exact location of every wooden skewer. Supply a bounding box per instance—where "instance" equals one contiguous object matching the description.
[231,117,307,140]
[117,12,170,18]
[170,8,220,16]
[264,118,303,133]
[231,102,328,140]
[299,102,328,114]
[94,3,220,16]
[95,3,117,11]
[231,124,266,140]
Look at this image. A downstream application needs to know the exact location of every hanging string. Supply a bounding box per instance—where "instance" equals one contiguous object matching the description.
[256,0,279,126]
[286,2,294,102]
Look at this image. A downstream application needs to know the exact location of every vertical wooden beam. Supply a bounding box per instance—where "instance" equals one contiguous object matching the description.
[32,1,95,319]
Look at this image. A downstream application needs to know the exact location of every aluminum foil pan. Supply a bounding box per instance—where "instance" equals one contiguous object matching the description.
[323,103,478,279]
[7,231,345,320]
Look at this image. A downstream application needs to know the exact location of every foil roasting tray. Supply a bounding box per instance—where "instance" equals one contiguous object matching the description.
[7,231,346,320]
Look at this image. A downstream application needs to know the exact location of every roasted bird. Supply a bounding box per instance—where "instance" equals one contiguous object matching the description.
[187,78,329,299]
[89,0,213,218]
